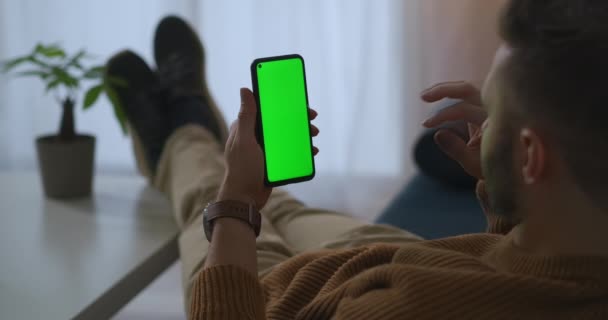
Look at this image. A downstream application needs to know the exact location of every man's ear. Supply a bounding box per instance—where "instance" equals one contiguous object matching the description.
[519,128,546,184]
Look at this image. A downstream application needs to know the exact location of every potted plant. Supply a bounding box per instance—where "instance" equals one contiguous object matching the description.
[2,43,127,198]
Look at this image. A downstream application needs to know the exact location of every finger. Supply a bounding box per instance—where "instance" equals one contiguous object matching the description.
[467,123,482,147]
[421,81,467,96]
[467,131,483,148]
[434,130,482,178]
[310,124,319,137]
[421,81,482,105]
[238,88,257,134]
[423,102,487,128]
[308,108,318,120]
[467,123,479,137]
[313,146,319,155]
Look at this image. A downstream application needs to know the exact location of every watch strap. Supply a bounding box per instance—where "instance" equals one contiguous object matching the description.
[203,200,261,241]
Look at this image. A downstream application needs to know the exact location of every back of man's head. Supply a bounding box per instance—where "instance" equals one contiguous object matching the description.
[498,0,608,210]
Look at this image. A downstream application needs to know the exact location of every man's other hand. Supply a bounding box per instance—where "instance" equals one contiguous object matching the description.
[421,81,487,179]
[217,88,319,210]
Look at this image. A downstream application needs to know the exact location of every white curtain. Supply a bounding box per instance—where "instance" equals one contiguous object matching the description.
[0,0,427,178]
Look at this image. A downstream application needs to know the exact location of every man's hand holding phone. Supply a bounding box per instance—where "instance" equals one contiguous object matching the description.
[217,88,319,210]
[205,59,319,275]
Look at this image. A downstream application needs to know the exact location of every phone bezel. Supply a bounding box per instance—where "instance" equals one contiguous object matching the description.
[250,54,316,187]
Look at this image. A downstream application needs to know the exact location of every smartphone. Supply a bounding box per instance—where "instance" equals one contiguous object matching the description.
[251,54,315,187]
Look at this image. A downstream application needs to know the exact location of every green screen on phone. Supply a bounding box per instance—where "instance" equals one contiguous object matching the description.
[254,56,314,185]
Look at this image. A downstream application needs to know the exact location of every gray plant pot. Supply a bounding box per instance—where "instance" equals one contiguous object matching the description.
[36,135,96,198]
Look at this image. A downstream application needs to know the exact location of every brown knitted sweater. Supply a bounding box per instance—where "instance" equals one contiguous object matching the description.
[189,217,608,319]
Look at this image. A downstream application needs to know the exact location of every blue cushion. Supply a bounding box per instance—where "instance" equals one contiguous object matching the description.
[376,173,486,239]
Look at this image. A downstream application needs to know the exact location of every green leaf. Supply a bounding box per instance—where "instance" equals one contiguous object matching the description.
[83,65,105,79]
[45,79,62,92]
[105,85,128,134]
[15,70,51,79]
[83,84,104,110]
[2,56,32,72]
[65,50,86,70]
[51,67,78,88]
[34,43,45,53]
[27,56,51,69]
[35,43,66,58]
[105,75,128,88]
[71,50,86,61]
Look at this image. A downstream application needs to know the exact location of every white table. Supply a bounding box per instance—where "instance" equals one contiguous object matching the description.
[0,171,179,320]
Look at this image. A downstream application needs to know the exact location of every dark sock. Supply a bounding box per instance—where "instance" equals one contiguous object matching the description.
[168,95,223,141]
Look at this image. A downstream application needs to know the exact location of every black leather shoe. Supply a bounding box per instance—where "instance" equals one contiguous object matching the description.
[106,50,170,174]
[154,15,228,143]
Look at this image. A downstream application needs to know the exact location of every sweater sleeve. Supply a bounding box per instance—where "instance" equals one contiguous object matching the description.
[188,265,266,320]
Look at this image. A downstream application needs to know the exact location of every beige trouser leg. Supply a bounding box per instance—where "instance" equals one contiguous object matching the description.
[151,125,422,308]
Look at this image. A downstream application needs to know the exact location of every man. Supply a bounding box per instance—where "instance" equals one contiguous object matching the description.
[107,0,608,318]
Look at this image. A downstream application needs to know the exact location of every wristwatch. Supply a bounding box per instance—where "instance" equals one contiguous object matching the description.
[203,200,262,242]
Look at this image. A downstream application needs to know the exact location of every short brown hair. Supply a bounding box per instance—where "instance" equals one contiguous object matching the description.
[499,0,608,207]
